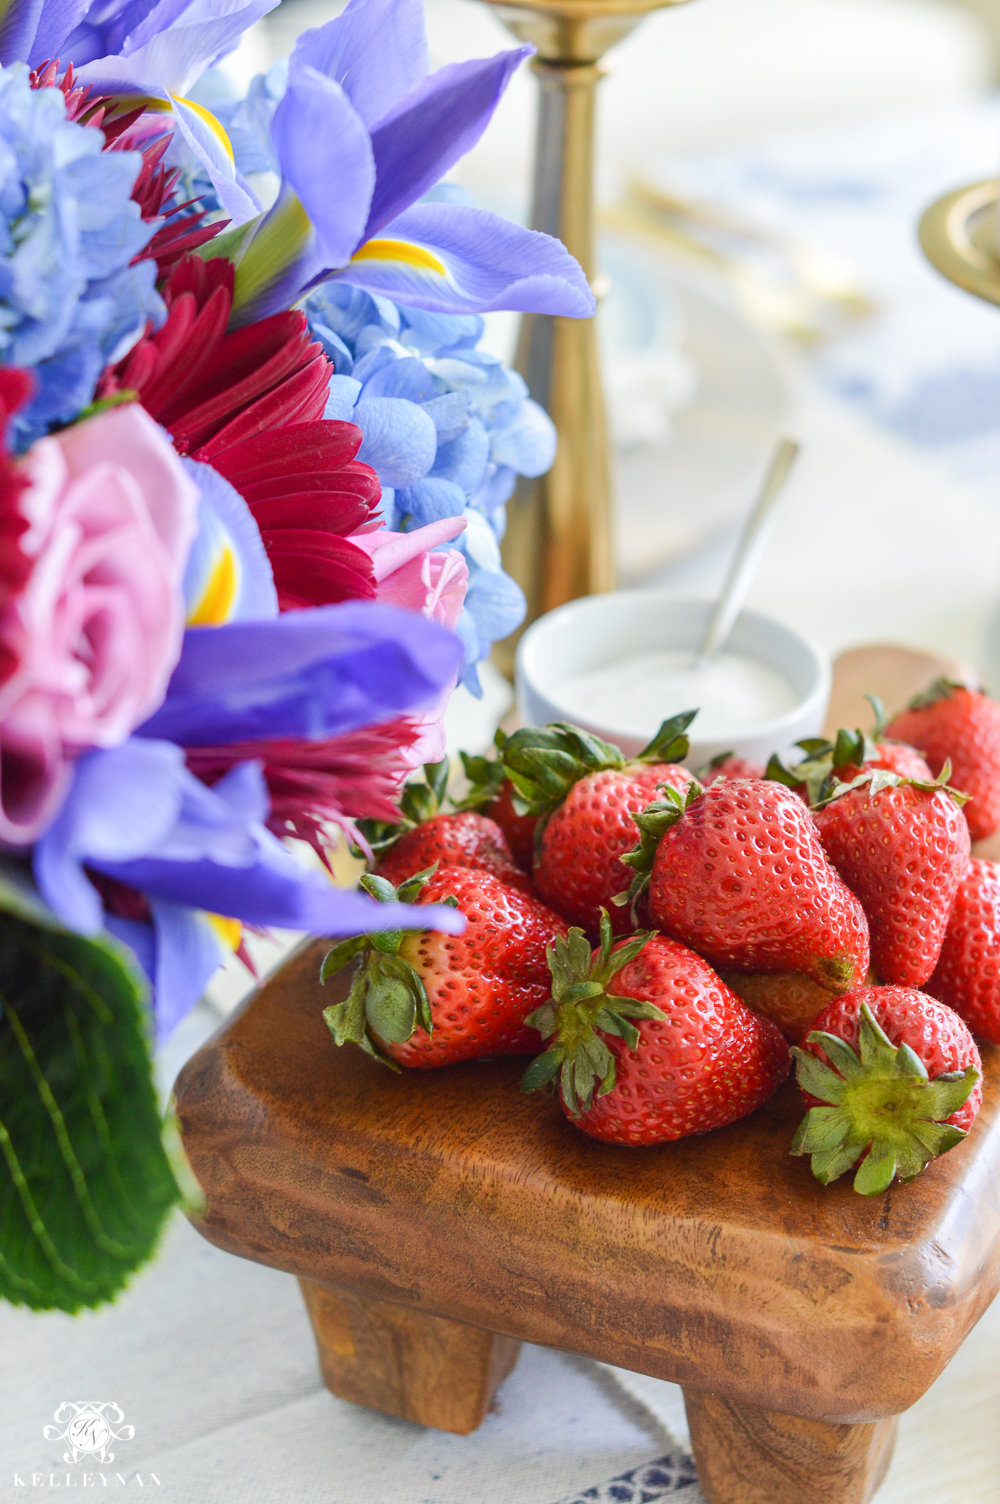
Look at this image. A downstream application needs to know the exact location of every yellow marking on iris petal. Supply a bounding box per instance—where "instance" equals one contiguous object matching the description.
[170,94,235,162]
[187,549,238,626]
[350,238,447,275]
[207,914,243,952]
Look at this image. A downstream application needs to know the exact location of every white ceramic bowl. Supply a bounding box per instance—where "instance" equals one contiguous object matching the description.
[515,592,831,769]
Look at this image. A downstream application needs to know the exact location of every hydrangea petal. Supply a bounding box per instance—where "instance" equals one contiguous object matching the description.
[352,395,436,487]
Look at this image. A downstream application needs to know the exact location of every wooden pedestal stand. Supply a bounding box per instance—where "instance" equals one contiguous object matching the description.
[175,944,1000,1504]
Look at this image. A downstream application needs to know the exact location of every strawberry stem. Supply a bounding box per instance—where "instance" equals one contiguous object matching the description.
[790,1003,978,1195]
[522,911,664,1115]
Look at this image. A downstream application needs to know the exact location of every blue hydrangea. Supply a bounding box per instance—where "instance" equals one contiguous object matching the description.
[0,64,163,449]
[303,279,556,694]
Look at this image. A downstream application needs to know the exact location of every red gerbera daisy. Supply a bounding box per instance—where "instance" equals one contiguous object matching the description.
[97,255,385,609]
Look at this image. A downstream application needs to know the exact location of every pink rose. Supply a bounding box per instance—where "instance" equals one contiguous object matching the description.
[0,405,200,845]
[350,518,470,772]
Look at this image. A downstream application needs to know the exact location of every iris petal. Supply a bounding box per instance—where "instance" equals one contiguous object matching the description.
[291,0,429,131]
[362,47,531,242]
[335,203,596,318]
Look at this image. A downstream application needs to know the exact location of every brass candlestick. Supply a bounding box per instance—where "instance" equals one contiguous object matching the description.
[482,0,695,658]
[920,178,1000,306]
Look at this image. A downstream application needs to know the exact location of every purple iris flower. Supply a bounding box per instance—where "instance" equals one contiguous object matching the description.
[227,0,596,325]
[32,602,467,1037]
[0,0,88,67]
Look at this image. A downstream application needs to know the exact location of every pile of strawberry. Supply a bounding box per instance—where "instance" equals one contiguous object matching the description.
[320,678,1000,1198]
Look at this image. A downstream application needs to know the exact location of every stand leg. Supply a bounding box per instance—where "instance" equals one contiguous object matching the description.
[299,1279,522,1435]
[683,1389,898,1504]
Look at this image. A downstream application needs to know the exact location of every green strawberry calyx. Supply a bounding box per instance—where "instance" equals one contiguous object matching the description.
[905,676,968,712]
[765,697,890,805]
[500,711,697,821]
[810,761,969,812]
[790,1003,979,1196]
[350,759,451,859]
[320,867,457,1068]
[612,779,702,917]
[451,729,509,813]
[521,910,664,1116]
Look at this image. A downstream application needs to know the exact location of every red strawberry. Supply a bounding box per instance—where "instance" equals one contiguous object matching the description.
[927,858,1000,1043]
[720,970,834,1044]
[700,753,765,786]
[813,770,970,987]
[362,758,533,894]
[321,866,569,1068]
[376,810,532,894]
[621,779,870,991]
[501,716,699,938]
[523,916,789,1144]
[791,987,981,1194]
[835,740,932,785]
[484,778,537,871]
[767,708,932,806]
[455,742,536,871]
[886,680,1000,840]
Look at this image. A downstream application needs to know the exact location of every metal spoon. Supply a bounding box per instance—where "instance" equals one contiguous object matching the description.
[695,436,800,665]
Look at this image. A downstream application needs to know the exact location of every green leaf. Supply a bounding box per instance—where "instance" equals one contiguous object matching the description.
[635,710,697,765]
[790,1046,850,1104]
[365,973,417,1044]
[521,1048,564,1093]
[593,1008,640,1050]
[320,935,367,981]
[853,1144,897,1197]
[0,913,181,1313]
[453,751,506,812]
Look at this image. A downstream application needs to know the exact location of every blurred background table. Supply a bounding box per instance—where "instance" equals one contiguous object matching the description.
[7,1,1000,1499]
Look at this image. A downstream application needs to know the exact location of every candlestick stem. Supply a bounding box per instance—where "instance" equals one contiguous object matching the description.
[502,59,613,633]
[483,0,694,667]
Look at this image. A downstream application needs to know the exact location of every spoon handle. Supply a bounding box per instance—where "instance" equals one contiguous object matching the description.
[697,437,800,663]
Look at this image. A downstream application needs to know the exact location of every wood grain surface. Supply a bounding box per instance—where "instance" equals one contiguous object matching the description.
[298,1278,521,1433]
[684,1390,899,1504]
[174,942,1000,1426]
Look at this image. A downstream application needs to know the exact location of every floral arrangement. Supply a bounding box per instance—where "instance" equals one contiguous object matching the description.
[0,0,593,1312]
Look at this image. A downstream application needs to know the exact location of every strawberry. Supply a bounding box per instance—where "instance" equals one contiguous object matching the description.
[362,759,533,894]
[791,988,981,1195]
[720,971,835,1044]
[619,779,870,991]
[376,811,533,893]
[699,753,765,786]
[927,858,1000,1044]
[886,679,1000,840]
[812,769,970,988]
[522,914,790,1145]
[501,715,699,938]
[454,738,537,871]
[767,700,932,806]
[321,866,569,1068]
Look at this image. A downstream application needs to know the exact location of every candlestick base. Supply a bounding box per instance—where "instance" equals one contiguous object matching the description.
[919,178,1000,306]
